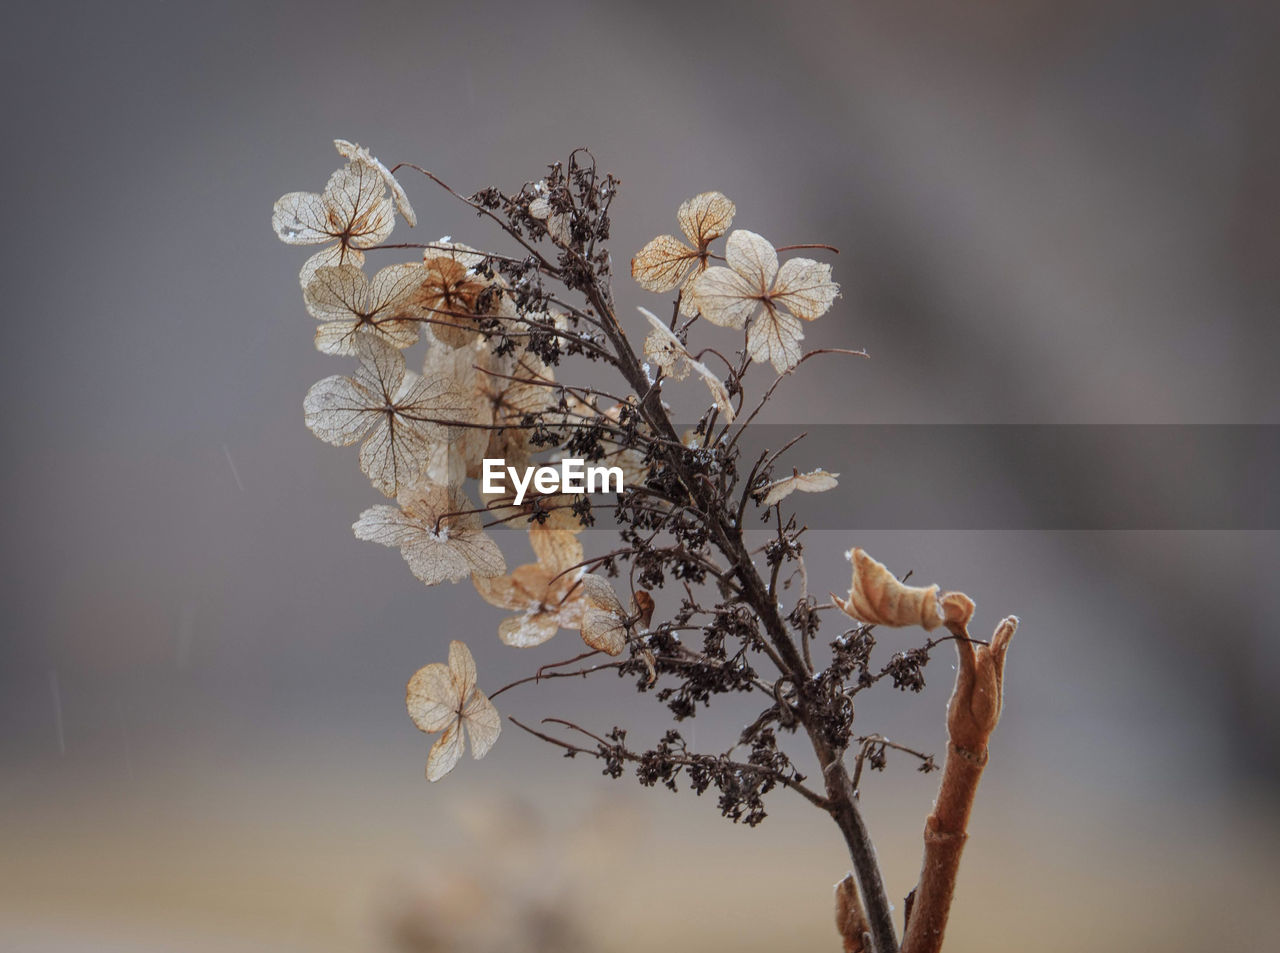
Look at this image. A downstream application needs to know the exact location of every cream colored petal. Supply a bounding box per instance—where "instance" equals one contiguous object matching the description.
[677,191,735,246]
[401,533,474,586]
[631,235,697,293]
[772,258,840,321]
[690,266,758,329]
[314,317,417,356]
[369,261,431,312]
[724,229,778,288]
[760,469,839,507]
[746,308,805,373]
[353,504,420,548]
[498,611,559,648]
[358,415,420,497]
[299,243,364,289]
[529,524,583,575]
[303,374,378,446]
[426,719,465,781]
[638,306,691,380]
[304,264,369,321]
[447,640,477,697]
[272,191,331,244]
[461,689,501,758]
[325,160,395,248]
[580,606,627,656]
[686,355,735,422]
[455,530,507,579]
[406,662,461,733]
[333,139,417,227]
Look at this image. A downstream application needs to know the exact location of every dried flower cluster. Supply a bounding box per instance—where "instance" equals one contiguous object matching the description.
[274,140,1018,953]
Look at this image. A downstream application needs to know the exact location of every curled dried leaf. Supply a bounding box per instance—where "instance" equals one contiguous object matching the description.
[832,547,956,631]
[406,640,500,781]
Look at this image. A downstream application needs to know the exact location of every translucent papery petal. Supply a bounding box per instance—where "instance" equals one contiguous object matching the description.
[370,262,433,314]
[325,159,395,249]
[690,266,759,329]
[677,191,736,247]
[725,230,778,288]
[334,139,418,228]
[577,573,625,614]
[304,374,379,446]
[353,504,421,548]
[447,639,477,697]
[315,315,418,356]
[677,265,708,317]
[631,234,697,293]
[760,469,839,507]
[529,524,583,575]
[581,606,627,656]
[299,243,364,289]
[273,191,333,244]
[687,355,736,422]
[401,533,474,585]
[746,308,805,373]
[359,414,430,496]
[406,662,462,732]
[499,611,559,648]
[472,572,528,610]
[639,306,691,380]
[461,689,501,758]
[451,529,507,579]
[426,720,464,781]
[772,258,840,321]
[355,336,409,398]
[304,264,370,321]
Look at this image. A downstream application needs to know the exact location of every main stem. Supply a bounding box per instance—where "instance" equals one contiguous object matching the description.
[587,283,899,953]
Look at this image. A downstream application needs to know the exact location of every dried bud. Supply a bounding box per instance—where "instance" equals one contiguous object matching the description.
[947,616,1017,752]
[834,874,869,953]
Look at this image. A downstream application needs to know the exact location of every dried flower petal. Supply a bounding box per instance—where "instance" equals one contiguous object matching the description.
[576,574,630,655]
[473,526,587,648]
[760,468,839,507]
[691,230,840,372]
[334,139,416,227]
[304,339,464,496]
[273,159,396,287]
[632,191,735,315]
[354,482,506,585]
[406,640,501,781]
[305,263,422,355]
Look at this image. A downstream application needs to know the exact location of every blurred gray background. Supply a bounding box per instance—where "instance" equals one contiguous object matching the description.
[2,1,1277,950]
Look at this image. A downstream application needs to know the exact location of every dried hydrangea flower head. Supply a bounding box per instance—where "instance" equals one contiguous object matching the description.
[473,526,587,648]
[303,338,465,496]
[304,262,423,355]
[273,155,396,287]
[406,640,501,781]
[632,191,736,315]
[354,482,505,586]
[692,230,840,372]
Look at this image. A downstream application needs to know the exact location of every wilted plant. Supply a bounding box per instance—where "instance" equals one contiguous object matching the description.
[274,141,1019,953]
